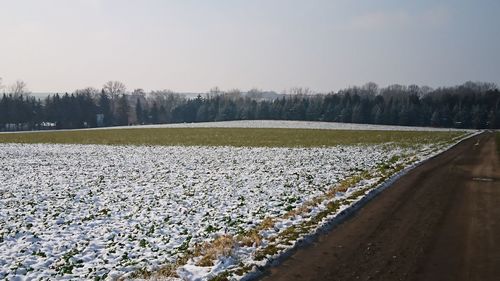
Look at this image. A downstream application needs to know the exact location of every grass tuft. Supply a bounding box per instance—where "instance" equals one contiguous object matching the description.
[237,229,262,247]
[196,235,235,267]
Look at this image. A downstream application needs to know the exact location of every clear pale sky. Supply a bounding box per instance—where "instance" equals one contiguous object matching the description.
[0,0,499,93]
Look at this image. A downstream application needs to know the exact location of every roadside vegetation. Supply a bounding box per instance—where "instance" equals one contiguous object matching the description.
[496,132,500,154]
[0,128,465,147]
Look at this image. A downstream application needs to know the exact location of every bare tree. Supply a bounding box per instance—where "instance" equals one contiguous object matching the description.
[148,89,184,107]
[420,86,434,97]
[103,81,126,100]
[103,81,126,118]
[246,88,263,100]
[75,87,100,100]
[288,87,313,96]
[225,88,242,99]
[131,88,146,98]
[207,86,222,98]
[9,80,30,97]
[362,82,379,95]
[128,89,147,124]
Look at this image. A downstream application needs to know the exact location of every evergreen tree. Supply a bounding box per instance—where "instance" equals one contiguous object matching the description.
[99,91,113,126]
[115,94,129,126]
[135,99,144,124]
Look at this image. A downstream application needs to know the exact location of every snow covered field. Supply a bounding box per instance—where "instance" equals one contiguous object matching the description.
[113,120,473,132]
[0,120,474,135]
[0,139,459,280]
[98,120,473,132]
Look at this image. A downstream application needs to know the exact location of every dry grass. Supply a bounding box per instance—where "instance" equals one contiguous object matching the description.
[332,174,365,193]
[283,171,371,220]
[283,203,312,219]
[196,235,235,266]
[152,264,179,278]
[256,217,275,230]
[237,229,262,247]
[233,217,275,249]
[124,253,190,280]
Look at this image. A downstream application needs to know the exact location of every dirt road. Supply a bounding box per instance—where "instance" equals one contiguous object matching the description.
[259,133,500,281]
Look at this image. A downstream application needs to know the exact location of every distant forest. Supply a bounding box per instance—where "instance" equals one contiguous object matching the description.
[0,81,499,131]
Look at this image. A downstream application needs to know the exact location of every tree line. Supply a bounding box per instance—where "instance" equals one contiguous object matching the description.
[0,80,499,131]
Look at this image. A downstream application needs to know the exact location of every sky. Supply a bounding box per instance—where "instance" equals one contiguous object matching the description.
[0,0,499,93]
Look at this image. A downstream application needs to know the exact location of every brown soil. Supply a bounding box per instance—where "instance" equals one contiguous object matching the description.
[259,133,500,281]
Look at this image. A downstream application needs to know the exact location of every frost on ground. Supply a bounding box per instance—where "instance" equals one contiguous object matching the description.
[98,120,472,132]
[0,141,451,280]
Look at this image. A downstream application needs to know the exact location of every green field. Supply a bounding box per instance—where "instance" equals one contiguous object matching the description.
[0,128,467,147]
